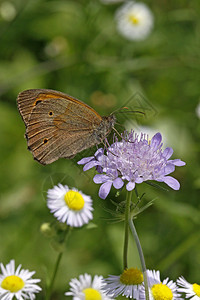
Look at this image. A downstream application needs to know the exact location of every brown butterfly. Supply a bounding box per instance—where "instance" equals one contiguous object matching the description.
[17,89,116,165]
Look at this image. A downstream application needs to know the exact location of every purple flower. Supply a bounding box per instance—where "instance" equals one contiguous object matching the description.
[78,131,186,199]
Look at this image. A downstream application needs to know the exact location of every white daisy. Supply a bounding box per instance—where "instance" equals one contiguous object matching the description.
[115,1,154,41]
[0,260,41,300]
[65,273,115,299]
[138,270,182,300]
[103,267,143,298]
[177,276,200,300]
[47,183,93,227]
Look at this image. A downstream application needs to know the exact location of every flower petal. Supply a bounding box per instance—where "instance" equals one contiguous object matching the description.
[163,147,173,159]
[113,177,124,189]
[168,159,186,166]
[99,181,113,199]
[77,130,185,196]
[94,148,104,158]
[135,177,144,184]
[77,156,94,165]
[151,132,162,150]
[163,176,180,190]
[83,161,99,171]
[164,164,175,175]
[93,174,110,184]
[126,181,135,191]
[96,165,103,173]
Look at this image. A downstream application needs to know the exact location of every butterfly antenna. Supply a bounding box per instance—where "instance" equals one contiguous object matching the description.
[115,109,145,116]
[102,139,118,157]
[112,126,123,139]
[115,122,125,129]
[111,105,145,116]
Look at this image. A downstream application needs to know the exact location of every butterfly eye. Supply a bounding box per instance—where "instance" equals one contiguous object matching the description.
[43,138,48,144]
[48,111,53,116]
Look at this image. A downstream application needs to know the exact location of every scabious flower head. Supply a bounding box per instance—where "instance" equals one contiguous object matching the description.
[65,273,115,299]
[115,1,154,41]
[0,260,41,300]
[78,131,186,199]
[177,276,200,300]
[139,270,182,300]
[47,183,93,227]
[103,267,143,298]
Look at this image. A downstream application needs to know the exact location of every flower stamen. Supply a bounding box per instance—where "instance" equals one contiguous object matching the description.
[1,275,25,293]
[151,283,173,300]
[193,283,200,296]
[83,288,102,300]
[120,268,143,285]
[128,15,139,25]
[64,190,85,210]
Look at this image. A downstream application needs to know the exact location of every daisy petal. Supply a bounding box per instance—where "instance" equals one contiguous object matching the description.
[65,273,114,299]
[139,269,181,299]
[0,260,41,300]
[47,184,93,227]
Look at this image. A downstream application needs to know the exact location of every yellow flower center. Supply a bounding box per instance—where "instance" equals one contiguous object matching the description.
[128,15,140,25]
[82,288,102,300]
[193,283,200,296]
[120,268,143,285]
[151,283,173,300]
[1,275,25,293]
[64,190,85,210]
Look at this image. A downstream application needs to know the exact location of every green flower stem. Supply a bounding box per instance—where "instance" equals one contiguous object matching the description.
[123,190,132,269]
[45,226,70,300]
[128,218,149,300]
[46,252,63,300]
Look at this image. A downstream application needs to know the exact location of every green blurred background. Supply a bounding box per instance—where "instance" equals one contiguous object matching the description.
[0,0,199,298]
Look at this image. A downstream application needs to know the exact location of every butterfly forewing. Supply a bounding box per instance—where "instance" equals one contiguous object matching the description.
[17,89,101,123]
[17,89,107,164]
[26,99,100,164]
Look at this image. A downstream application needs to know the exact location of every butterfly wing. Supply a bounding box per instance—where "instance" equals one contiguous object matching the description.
[17,89,102,164]
[17,89,101,125]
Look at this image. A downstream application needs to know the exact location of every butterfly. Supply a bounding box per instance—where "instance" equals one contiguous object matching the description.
[17,89,116,165]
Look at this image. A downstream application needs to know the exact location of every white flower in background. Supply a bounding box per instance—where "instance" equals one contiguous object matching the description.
[44,36,68,57]
[115,1,154,41]
[0,2,16,21]
[0,260,41,300]
[47,183,93,227]
[177,276,200,300]
[139,270,182,300]
[65,273,115,299]
[195,102,200,119]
